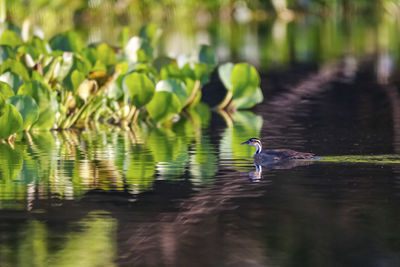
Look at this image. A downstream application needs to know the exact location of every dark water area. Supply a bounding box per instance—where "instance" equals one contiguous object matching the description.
[1,60,400,266]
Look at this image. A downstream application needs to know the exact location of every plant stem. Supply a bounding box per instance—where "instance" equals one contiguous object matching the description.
[184,80,201,109]
[216,91,232,110]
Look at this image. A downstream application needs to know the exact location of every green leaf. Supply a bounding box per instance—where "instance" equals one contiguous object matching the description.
[0,58,30,81]
[231,87,264,109]
[124,72,155,108]
[0,103,23,139]
[49,31,84,52]
[139,23,159,43]
[0,45,15,63]
[106,74,124,100]
[0,94,4,110]
[155,79,188,107]
[160,63,182,80]
[146,91,182,123]
[231,63,260,99]
[199,45,215,65]
[0,72,24,94]
[118,27,130,48]
[96,43,117,66]
[0,30,23,48]
[17,81,58,130]
[218,62,234,91]
[0,81,14,99]
[8,95,39,130]
[193,63,211,85]
[54,52,74,82]
[71,70,86,92]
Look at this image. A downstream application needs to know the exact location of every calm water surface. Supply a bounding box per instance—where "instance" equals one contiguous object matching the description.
[1,63,400,267]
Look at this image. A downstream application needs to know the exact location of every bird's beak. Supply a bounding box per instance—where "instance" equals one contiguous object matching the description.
[241,140,250,145]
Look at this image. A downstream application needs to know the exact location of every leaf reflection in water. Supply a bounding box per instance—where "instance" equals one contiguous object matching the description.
[0,107,263,209]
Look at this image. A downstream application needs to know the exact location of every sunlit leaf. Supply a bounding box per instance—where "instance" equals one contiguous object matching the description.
[96,43,117,66]
[155,79,188,107]
[230,63,262,109]
[0,81,14,99]
[218,62,234,91]
[118,26,130,48]
[54,52,74,82]
[193,62,211,85]
[71,70,85,92]
[18,81,58,130]
[0,103,23,139]
[231,63,260,98]
[124,72,155,108]
[231,87,264,109]
[0,58,30,81]
[0,30,23,47]
[146,91,181,123]
[0,72,24,94]
[160,63,182,80]
[8,95,39,130]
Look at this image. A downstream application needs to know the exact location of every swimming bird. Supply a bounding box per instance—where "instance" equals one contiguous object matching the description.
[241,138,315,165]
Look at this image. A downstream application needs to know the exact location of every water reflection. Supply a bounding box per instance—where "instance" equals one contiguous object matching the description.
[0,211,117,267]
[0,108,261,210]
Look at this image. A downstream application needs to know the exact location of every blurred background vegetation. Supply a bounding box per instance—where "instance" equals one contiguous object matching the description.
[4,0,400,71]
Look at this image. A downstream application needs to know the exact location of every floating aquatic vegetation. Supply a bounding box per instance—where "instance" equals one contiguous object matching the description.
[0,23,263,140]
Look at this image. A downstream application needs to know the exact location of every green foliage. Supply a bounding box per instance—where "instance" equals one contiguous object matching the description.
[18,81,58,130]
[0,71,24,93]
[0,24,263,139]
[50,31,84,52]
[8,95,39,130]
[124,72,155,108]
[0,58,30,81]
[0,30,23,47]
[0,81,14,98]
[217,62,263,109]
[146,90,182,123]
[0,103,23,139]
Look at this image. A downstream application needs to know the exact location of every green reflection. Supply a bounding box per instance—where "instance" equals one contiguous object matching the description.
[3,212,117,267]
[0,107,255,208]
[126,145,156,193]
[220,111,263,165]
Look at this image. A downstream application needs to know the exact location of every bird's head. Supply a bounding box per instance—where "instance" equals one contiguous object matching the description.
[241,138,262,154]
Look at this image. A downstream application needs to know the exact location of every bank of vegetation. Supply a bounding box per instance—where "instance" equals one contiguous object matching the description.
[0,24,263,141]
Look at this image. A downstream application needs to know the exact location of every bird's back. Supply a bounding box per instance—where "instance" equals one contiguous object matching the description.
[254,149,315,163]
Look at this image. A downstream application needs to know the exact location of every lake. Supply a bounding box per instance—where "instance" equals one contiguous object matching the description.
[2,2,400,266]
[0,58,399,266]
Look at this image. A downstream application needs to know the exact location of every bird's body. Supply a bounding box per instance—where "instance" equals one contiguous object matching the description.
[241,138,315,164]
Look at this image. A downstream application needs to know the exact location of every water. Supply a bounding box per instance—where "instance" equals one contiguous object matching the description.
[0,59,399,266]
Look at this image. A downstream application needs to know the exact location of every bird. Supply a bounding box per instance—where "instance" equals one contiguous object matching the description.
[241,138,315,165]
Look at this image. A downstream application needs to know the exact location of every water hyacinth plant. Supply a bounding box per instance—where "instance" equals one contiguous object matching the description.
[0,23,263,141]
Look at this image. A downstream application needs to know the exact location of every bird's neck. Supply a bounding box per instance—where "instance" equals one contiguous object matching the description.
[254,144,262,155]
